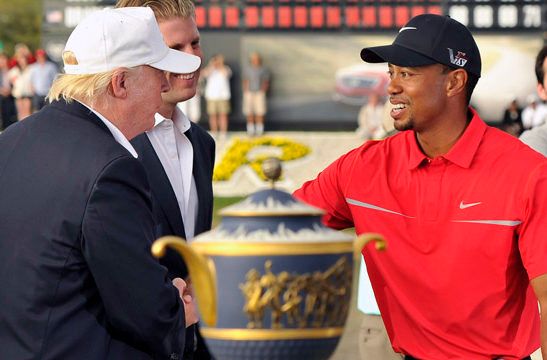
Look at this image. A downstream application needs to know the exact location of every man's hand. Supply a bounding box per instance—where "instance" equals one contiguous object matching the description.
[172,278,199,328]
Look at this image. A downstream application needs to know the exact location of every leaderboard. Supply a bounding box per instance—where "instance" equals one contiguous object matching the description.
[192,0,544,31]
[43,0,544,32]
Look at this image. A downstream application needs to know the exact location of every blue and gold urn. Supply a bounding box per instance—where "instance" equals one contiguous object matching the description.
[152,158,385,360]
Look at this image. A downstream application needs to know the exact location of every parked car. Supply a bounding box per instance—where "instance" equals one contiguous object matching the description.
[333,63,389,106]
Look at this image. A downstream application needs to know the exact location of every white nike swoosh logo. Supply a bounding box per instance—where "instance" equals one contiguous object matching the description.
[459,201,482,209]
[346,198,415,218]
[399,26,417,33]
[452,220,521,226]
[347,198,520,227]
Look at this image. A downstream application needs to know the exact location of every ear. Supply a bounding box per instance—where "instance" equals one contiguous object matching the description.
[110,69,129,99]
[446,68,467,99]
[537,82,547,102]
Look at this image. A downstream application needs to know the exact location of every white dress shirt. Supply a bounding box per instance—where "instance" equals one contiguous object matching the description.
[78,101,138,158]
[146,108,198,240]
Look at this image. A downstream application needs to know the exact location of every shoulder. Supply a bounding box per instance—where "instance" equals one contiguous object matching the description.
[519,124,547,156]
[329,132,406,173]
[43,103,135,161]
[481,125,546,171]
[191,123,214,142]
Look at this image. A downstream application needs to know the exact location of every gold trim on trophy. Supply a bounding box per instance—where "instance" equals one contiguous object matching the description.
[151,236,218,327]
[191,241,353,256]
[220,211,325,217]
[200,327,344,340]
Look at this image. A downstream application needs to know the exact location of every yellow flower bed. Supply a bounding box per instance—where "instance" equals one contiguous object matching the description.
[213,136,311,181]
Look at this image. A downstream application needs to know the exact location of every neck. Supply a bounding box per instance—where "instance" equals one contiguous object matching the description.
[81,96,135,140]
[158,102,176,120]
[416,106,471,158]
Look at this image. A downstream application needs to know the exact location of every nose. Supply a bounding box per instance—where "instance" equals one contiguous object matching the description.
[387,77,401,96]
[161,72,171,93]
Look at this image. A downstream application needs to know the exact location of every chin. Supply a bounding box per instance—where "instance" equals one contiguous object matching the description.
[165,90,196,104]
[394,119,413,132]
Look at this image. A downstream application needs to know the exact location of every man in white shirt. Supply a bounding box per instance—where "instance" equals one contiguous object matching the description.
[117,0,216,358]
[520,46,547,156]
[521,95,547,131]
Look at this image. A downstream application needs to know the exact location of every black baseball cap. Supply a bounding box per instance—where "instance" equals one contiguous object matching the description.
[361,14,481,77]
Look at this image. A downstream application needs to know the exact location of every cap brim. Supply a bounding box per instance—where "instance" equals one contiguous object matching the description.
[149,48,201,74]
[361,44,437,68]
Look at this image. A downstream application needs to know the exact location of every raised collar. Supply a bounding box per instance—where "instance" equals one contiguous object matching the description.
[152,107,191,135]
[407,107,487,170]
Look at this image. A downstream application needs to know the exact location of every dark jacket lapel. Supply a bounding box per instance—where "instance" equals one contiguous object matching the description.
[131,133,186,237]
[188,123,214,235]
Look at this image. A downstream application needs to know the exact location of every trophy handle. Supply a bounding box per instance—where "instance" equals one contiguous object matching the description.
[354,233,387,260]
[151,236,217,327]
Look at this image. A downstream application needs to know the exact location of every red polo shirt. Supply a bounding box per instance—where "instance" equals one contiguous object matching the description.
[294,110,547,359]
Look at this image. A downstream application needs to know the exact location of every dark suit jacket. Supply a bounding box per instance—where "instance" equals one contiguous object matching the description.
[0,101,188,360]
[131,120,215,360]
[131,122,215,280]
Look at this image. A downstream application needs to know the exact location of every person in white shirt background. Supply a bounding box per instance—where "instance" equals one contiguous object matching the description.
[521,93,547,131]
[520,45,547,156]
[203,53,232,140]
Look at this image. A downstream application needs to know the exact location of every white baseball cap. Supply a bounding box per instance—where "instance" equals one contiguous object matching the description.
[63,7,201,75]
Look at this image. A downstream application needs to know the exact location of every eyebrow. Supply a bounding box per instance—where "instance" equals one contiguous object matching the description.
[170,36,200,51]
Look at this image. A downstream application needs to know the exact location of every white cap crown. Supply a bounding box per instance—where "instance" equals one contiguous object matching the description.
[63,7,200,75]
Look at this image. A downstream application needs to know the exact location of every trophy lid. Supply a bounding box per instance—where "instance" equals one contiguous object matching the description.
[194,158,351,243]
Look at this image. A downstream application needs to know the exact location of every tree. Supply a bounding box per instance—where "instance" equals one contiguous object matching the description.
[0,0,41,55]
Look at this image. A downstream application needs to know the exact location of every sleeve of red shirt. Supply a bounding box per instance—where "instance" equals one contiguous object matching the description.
[518,161,547,281]
[293,147,362,230]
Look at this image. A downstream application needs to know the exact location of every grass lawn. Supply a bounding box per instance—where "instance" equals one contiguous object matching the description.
[213,196,244,227]
[213,196,356,236]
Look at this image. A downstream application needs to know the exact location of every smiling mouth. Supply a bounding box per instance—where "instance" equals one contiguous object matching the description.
[391,103,407,118]
[174,72,196,80]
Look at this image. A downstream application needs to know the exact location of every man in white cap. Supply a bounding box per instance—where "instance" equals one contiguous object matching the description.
[0,7,201,359]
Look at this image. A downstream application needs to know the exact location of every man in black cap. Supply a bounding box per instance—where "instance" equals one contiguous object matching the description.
[294,14,547,359]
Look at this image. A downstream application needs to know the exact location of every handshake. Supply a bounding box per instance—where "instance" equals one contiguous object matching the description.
[173,278,200,328]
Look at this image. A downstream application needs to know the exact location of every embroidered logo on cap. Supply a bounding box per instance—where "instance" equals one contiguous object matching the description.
[62,51,78,65]
[447,48,468,67]
[399,26,417,33]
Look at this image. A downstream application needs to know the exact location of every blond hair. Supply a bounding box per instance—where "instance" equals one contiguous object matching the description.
[47,67,142,104]
[115,0,195,20]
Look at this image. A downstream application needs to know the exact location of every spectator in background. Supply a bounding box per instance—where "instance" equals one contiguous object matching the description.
[177,75,203,123]
[30,49,58,112]
[356,93,385,140]
[8,54,33,120]
[502,98,523,136]
[521,93,547,131]
[242,52,270,137]
[520,45,547,156]
[8,43,35,69]
[203,54,231,140]
[0,53,17,129]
